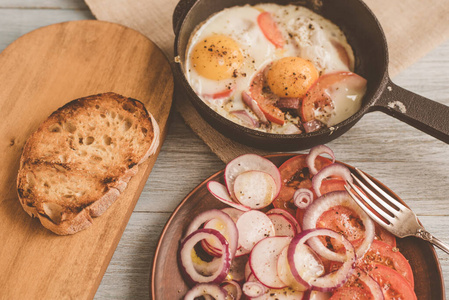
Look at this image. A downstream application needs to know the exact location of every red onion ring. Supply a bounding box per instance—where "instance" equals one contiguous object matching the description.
[221,280,243,300]
[306,145,336,175]
[302,191,375,262]
[184,283,227,300]
[242,281,268,298]
[287,228,356,292]
[179,228,231,285]
[230,110,259,128]
[293,188,314,209]
[355,268,384,300]
[185,209,238,258]
[312,163,352,197]
[242,91,268,123]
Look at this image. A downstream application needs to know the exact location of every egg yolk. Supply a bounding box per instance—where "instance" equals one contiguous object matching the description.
[191,35,243,81]
[266,57,319,98]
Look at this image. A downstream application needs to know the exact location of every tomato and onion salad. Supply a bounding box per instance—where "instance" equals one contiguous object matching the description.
[178,145,415,299]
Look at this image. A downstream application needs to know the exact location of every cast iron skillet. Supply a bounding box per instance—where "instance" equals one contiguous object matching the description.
[172,0,449,151]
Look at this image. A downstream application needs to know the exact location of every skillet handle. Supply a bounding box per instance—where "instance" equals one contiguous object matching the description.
[172,0,197,36]
[371,78,449,143]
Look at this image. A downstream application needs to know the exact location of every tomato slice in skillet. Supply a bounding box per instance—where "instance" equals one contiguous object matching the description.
[359,240,414,288]
[202,85,235,99]
[368,263,417,300]
[301,71,367,123]
[257,11,285,48]
[274,154,332,215]
[249,68,285,125]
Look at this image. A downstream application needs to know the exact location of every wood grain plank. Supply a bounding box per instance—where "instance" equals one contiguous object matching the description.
[0,0,88,9]
[0,9,93,51]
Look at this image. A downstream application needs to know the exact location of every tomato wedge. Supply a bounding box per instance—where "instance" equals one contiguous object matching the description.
[249,69,284,125]
[359,240,414,288]
[274,154,332,215]
[257,11,284,48]
[301,71,367,124]
[368,263,417,300]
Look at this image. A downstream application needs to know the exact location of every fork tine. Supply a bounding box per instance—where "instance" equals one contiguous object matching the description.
[344,183,394,231]
[345,180,395,223]
[354,168,407,211]
[350,173,398,216]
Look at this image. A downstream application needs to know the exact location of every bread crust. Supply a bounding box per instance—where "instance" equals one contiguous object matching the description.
[16,92,159,235]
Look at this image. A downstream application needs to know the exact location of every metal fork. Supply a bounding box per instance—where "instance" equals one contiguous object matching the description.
[345,168,449,254]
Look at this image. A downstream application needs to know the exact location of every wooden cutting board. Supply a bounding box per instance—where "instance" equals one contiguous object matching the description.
[0,20,173,299]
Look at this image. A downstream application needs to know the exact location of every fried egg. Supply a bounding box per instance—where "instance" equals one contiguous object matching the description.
[184,4,361,134]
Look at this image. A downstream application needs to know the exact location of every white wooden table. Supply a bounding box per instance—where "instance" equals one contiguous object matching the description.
[1,0,448,298]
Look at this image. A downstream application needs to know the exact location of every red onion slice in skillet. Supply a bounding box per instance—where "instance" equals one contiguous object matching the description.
[230,110,260,128]
[242,91,268,124]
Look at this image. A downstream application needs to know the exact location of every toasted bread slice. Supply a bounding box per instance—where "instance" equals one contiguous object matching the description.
[17,92,160,235]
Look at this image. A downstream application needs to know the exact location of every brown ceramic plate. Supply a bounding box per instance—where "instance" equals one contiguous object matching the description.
[151,154,444,299]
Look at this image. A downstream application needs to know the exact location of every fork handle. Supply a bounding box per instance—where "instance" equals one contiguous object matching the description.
[417,229,449,254]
